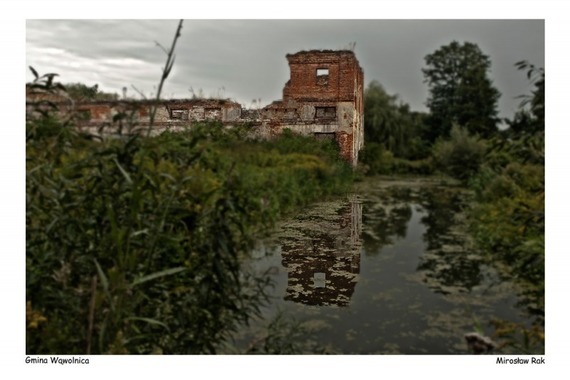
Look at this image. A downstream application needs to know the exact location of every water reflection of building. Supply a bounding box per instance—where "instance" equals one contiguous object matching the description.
[279,197,363,307]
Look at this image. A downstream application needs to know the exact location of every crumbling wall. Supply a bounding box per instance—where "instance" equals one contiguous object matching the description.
[283,50,360,103]
[263,50,364,166]
[26,49,364,166]
[35,99,242,135]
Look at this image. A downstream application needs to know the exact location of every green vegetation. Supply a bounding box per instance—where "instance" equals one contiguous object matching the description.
[359,81,431,175]
[362,41,501,177]
[26,73,353,354]
[363,80,429,160]
[432,124,486,183]
[469,61,545,326]
[422,41,501,140]
[360,42,544,351]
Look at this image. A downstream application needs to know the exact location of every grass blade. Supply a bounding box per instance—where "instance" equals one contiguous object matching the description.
[113,158,133,184]
[93,258,114,311]
[126,317,170,332]
[131,267,187,287]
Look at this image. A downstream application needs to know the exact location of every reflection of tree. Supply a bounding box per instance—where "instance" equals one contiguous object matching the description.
[419,187,464,250]
[360,184,484,294]
[416,251,484,294]
[279,199,362,307]
[416,187,483,293]
[361,187,413,254]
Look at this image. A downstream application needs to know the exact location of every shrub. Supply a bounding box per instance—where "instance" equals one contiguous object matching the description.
[432,124,486,182]
[469,151,544,322]
[359,142,394,175]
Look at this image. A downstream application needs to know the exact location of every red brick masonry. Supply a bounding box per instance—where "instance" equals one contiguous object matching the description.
[27,50,364,166]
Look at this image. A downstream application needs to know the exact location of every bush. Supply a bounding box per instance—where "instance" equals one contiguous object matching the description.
[432,124,486,182]
[359,142,395,175]
[468,149,544,322]
[391,157,434,175]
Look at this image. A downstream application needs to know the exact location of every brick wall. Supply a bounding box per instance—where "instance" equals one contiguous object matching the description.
[269,50,364,166]
[283,50,362,103]
[26,50,364,166]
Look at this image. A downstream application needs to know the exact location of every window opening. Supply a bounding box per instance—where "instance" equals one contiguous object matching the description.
[315,106,336,118]
[170,108,189,120]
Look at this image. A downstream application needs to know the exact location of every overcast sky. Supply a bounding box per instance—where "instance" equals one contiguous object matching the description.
[26,19,544,120]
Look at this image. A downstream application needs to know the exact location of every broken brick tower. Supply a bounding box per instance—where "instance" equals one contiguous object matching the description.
[261,50,364,166]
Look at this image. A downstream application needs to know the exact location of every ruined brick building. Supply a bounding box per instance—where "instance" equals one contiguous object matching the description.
[26,50,364,166]
[257,50,364,166]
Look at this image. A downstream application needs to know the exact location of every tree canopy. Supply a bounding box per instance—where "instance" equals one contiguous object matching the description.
[422,41,501,141]
[364,80,428,159]
[505,60,544,136]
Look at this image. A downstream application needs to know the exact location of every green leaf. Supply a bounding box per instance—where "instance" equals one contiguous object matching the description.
[93,259,114,311]
[131,267,187,287]
[130,229,149,237]
[159,172,176,182]
[29,66,38,80]
[113,158,133,184]
[126,317,170,331]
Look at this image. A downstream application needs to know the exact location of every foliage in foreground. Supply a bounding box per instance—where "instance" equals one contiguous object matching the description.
[469,137,544,315]
[26,111,353,354]
[468,61,544,352]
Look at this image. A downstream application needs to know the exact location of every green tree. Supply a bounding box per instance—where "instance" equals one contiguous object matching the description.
[422,41,501,141]
[364,80,427,159]
[505,61,544,136]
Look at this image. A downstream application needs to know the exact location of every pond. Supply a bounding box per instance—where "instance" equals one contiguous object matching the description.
[225,177,543,354]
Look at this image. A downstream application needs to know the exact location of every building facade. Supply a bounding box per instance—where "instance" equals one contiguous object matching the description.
[259,50,365,166]
[26,50,365,166]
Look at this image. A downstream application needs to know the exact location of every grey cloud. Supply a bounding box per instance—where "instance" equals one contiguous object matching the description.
[26,19,544,119]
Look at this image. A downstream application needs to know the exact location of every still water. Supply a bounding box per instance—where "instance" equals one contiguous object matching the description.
[229,178,541,354]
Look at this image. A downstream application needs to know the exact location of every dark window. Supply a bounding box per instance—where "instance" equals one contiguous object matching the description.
[170,108,189,120]
[315,107,336,119]
[77,109,92,120]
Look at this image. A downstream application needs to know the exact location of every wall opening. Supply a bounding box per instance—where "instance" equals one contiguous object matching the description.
[170,108,189,120]
[316,68,329,86]
[315,106,336,119]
